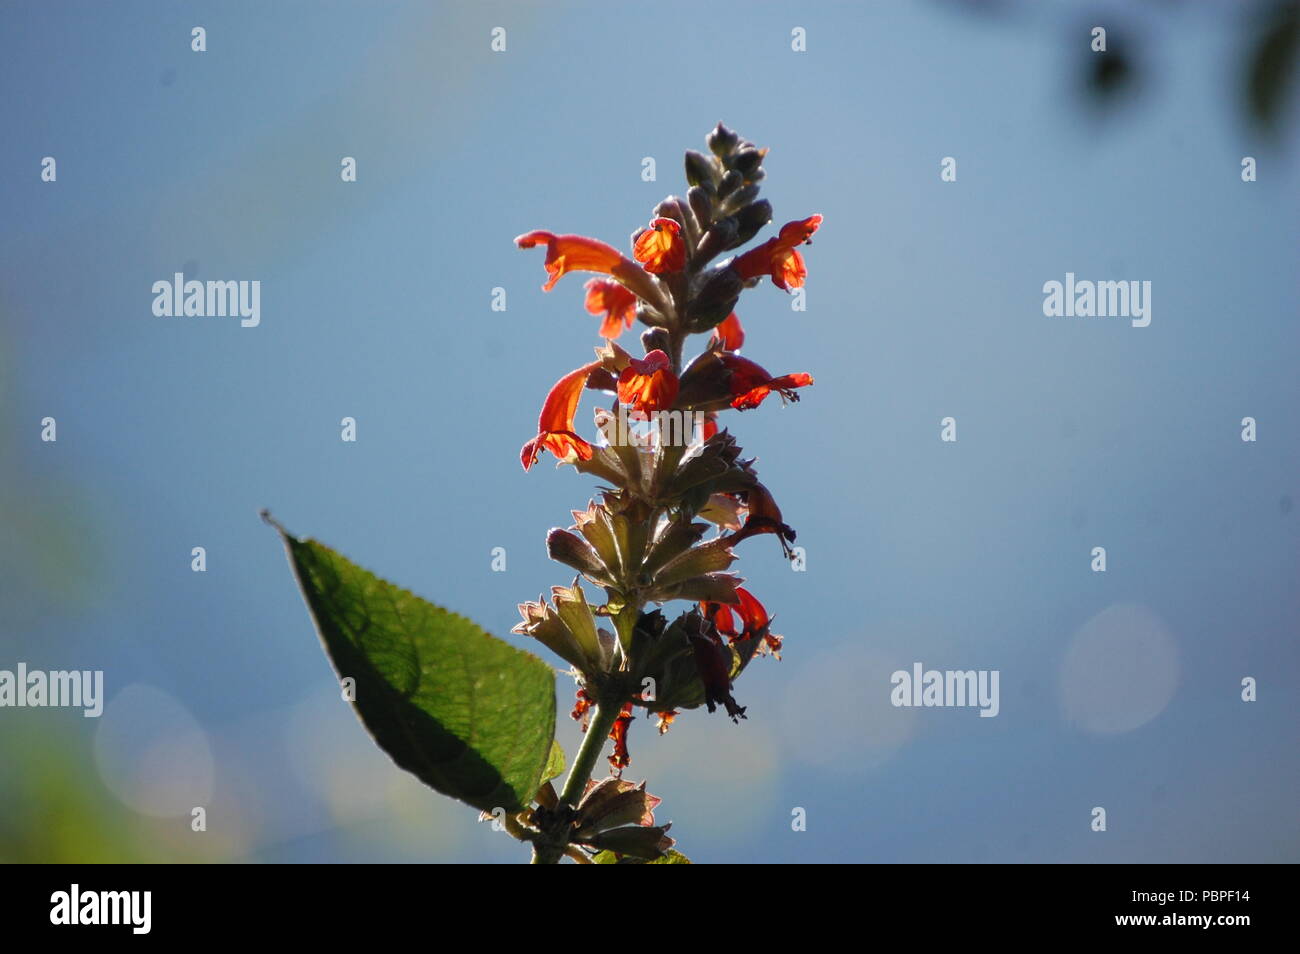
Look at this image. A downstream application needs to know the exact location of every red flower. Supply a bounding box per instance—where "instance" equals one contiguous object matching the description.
[516,230,666,309]
[727,481,797,558]
[702,412,719,441]
[617,350,679,414]
[732,214,822,290]
[720,354,813,410]
[688,627,746,722]
[520,361,601,471]
[711,312,745,351]
[584,278,637,340]
[573,690,636,769]
[571,687,594,724]
[703,587,783,658]
[608,702,635,770]
[632,218,686,274]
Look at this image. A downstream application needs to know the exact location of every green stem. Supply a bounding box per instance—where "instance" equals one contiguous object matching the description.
[560,702,620,806]
[531,701,622,864]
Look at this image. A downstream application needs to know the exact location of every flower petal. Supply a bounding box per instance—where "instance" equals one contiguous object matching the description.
[731,214,822,290]
[632,218,686,274]
[520,361,601,470]
[711,312,745,351]
[616,349,679,413]
[584,278,638,339]
[516,229,669,311]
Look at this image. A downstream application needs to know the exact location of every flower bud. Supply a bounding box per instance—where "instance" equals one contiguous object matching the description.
[706,122,739,157]
[719,184,761,217]
[652,197,688,230]
[683,150,719,189]
[547,528,614,585]
[692,217,738,266]
[640,327,670,354]
[716,169,743,199]
[730,199,772,248]
[729,147,764,179]
[686,185,713,229]
[684,266,743,329]
[635,299,670,329]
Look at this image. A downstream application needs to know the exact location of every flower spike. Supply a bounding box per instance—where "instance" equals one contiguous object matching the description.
[507,125,819,863]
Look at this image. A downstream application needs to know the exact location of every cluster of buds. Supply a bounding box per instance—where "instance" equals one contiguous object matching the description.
[513,123,819,780]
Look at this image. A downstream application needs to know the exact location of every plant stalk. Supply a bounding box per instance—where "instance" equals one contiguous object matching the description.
[530,700,621,864]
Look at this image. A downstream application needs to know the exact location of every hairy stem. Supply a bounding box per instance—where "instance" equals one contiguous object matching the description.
[560,701,620,806]
[530,701,622,864]
[668,328,686,376]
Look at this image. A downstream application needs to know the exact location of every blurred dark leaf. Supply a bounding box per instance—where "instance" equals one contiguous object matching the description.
[1248,0,1300,133]
[1082,27,1137,107]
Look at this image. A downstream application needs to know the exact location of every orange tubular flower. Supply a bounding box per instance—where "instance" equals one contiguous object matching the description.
[516,231,627,292]
[728,481,797,557]
[632,218,686,274]
[720,354,813,410]
[688,628,746,722]
[571,687,594,725]
[584,278,638,339]
[732,214,823,290]
[608,701,635,770]
[617,349,679,414]
[520,361,601,471]
[515,230,667,311]
[703,587,783,658]
[711,312,745,351]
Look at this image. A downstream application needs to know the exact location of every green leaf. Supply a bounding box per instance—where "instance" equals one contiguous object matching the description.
[592,849,692,865]
[272,521,556,813]
[542,740,566,784]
